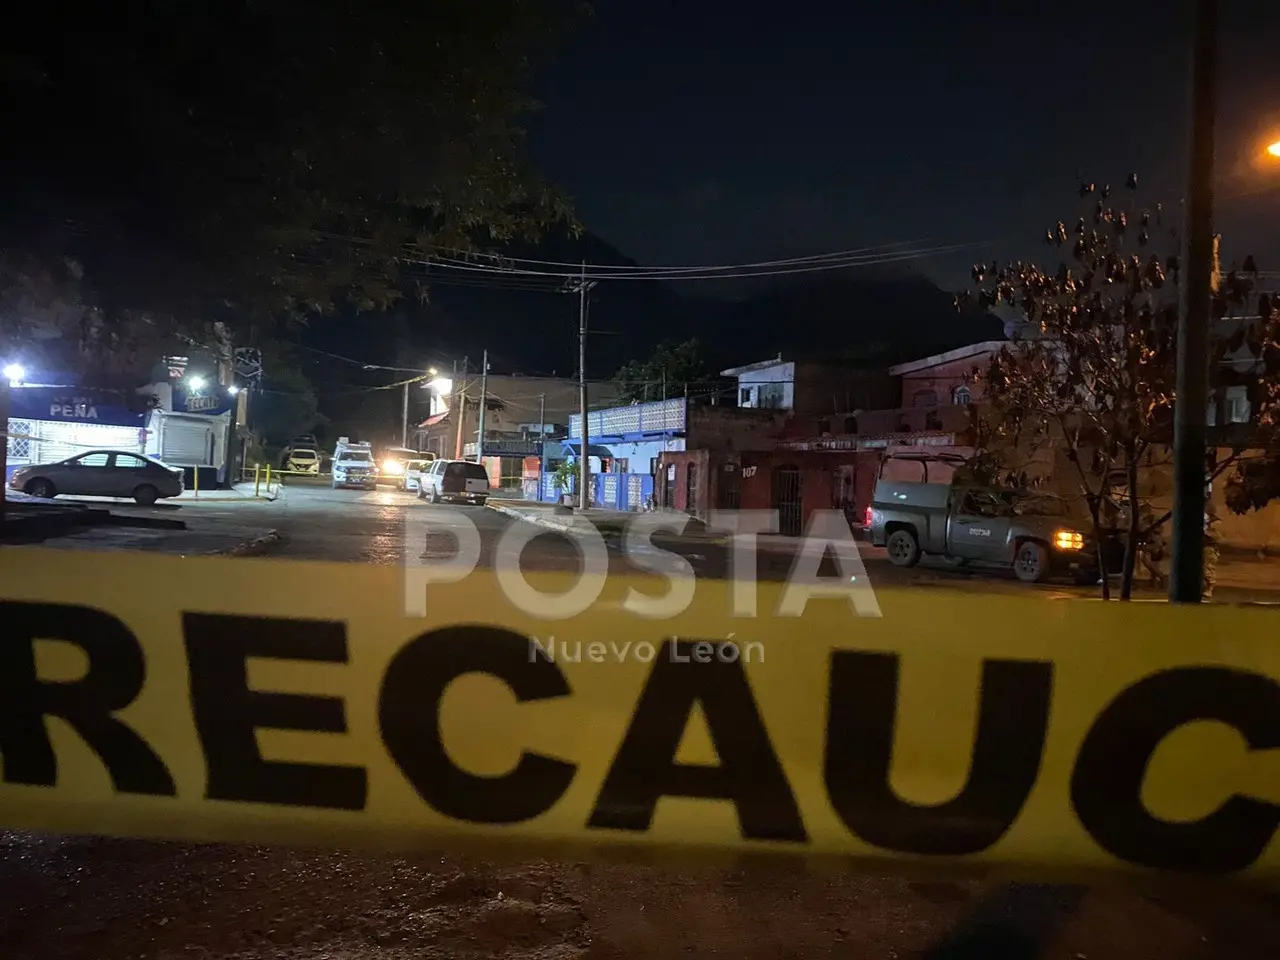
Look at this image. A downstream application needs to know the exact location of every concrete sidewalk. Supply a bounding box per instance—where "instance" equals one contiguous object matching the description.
[180,480,283,502]
[44,481,284,507]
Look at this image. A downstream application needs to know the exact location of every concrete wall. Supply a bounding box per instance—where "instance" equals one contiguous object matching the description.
[688,405,788,453]
[793,365,898,418]
[898,355,989,408]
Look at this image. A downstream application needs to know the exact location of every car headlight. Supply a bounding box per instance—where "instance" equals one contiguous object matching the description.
[1053,529,1085,551]
[382,461,403,474]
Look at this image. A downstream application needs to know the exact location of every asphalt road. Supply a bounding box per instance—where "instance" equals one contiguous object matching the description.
[4,478,1279,959]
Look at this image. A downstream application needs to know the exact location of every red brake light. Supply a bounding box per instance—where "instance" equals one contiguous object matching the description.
[863,506,873,526]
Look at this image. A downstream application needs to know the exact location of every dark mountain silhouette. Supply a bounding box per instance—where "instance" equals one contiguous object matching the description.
[690,273,1004,370]
[421,227,689,377]
[308,234,1005,430]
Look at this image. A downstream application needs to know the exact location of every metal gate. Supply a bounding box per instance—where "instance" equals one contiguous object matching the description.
[718,459,741,509]
[685,462,699,515]
[771,463,802,537]
[161,417,214,466]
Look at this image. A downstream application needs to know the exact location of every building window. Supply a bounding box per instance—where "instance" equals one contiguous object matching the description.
[913,389,938,408]
[650,457,660,476]
[952,385,971,406]
[614,458,629,474]
[843,415,858,434]
[739,386,755,406]
[7,419,32,461]
[1226,385,1250,424]
[816,418,831,435]
[757,381,785,409]
[924,410,942,430]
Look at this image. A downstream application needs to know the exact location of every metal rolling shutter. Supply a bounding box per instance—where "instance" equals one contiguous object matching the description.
[161,416,213,465]
[33,422,145,464]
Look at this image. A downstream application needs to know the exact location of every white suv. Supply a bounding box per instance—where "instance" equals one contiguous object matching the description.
[417,459,490,505]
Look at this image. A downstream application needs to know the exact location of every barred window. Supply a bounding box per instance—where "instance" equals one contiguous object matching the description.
[7,419,32,460]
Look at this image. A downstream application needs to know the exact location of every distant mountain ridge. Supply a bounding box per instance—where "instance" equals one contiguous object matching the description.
[343,228,1004,377]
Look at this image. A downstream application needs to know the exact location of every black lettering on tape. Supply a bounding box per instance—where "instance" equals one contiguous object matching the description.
[183,613,367,810]
[0,601,174,794]
[379,625,575,823]
[588,639,806,842]
[1071,667,1280,873]
[825,652,1051,855]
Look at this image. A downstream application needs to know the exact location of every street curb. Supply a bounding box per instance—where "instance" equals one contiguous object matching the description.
[211,530,283,557]
[487,502,592,536]
[486,502,736,545]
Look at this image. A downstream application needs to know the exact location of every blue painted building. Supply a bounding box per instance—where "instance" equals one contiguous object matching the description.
[5,384,150,485]
[537,398,688,509]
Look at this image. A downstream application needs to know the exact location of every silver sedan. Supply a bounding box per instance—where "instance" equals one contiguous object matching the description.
[8,450,185,505]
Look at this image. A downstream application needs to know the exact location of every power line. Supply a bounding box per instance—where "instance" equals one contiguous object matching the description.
[429,239,933,273]
[414,241,988,282]
[315,231,986,281]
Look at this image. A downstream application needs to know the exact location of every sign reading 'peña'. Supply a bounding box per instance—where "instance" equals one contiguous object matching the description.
[1,548,1278,883]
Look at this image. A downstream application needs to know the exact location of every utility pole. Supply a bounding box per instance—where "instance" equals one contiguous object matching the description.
[476,350,489,463]
[453,356,468,460]
[562,264,597,510]
[538,393,546,439]
[0,381,9,526]
[1170,0,1218,603]
[401,380,410,448]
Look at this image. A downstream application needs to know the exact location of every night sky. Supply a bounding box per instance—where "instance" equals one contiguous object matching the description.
[529,1,1280,290]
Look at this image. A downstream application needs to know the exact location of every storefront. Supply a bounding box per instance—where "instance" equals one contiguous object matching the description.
[143,381,236,486]
[5,386,148,483]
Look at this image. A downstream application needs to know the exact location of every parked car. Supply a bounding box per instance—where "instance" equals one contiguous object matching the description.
[377,446,425,486]
[417,458,490,505]
[7,450,184,505]
[867,480,1119,584]
[331,442,377,490]
[402,458,431,493]
[285,448,320,474]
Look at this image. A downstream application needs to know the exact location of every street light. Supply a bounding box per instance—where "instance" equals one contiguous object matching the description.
[3,363,25,386]
[227,384,240,396]
[1268,140,1280,158]
[186,375,207,391]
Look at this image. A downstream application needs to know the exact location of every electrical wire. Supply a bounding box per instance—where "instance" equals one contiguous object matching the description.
[413,241,988,282]
[315,230,986,281]
[427,239,933,273]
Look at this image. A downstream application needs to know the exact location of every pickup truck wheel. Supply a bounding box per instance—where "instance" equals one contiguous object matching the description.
[886,529,922,567]
[1014,540,1051,583]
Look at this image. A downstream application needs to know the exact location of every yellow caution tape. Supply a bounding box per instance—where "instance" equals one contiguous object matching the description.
[1,546,1278,884]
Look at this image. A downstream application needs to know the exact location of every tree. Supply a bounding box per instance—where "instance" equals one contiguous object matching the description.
[960,177,1280,600]
[613,339,715,403]
[1,0,584,331]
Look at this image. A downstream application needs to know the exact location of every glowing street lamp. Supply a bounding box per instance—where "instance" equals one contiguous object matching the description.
[1268,140,1280,158]
[3,363,25,386]
[186,375,207,391]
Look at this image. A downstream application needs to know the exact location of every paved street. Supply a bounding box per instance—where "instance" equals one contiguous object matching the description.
[4,477,1280,959]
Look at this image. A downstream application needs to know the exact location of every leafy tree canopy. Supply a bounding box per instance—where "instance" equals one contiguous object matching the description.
[960,175,1280,600]
[1,0,584,346]
[613,338,716,403]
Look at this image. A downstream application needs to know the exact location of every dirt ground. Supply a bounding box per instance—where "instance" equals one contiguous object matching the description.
[2,834,1278,959]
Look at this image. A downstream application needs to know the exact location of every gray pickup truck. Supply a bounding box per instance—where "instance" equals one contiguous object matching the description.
[867,480,1104,584]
